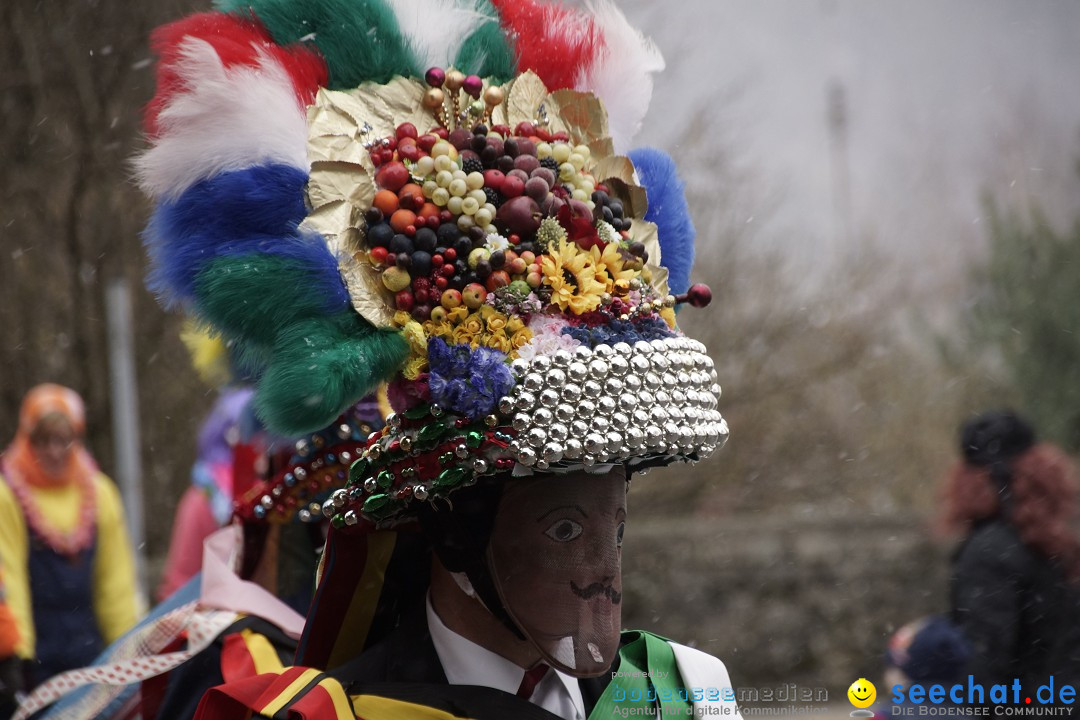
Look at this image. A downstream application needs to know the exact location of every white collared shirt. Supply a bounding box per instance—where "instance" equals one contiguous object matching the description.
[426,596,586,720]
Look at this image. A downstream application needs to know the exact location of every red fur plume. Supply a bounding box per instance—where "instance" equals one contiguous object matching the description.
[145,12,327,137]
[490,0,602,91]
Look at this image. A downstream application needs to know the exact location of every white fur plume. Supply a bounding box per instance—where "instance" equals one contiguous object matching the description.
[389,0,491,71]
[136,38,309,200]
[575,0,665,151]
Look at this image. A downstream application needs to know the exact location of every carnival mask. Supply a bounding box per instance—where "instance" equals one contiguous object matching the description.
[486,467,626,676]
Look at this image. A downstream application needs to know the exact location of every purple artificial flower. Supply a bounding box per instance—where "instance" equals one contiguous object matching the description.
[427,338,514,418]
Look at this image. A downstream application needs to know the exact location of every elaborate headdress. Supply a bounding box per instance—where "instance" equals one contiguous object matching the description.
[139,0,728,530]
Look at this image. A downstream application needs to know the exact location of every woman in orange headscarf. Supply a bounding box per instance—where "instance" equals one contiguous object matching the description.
[0,384,138,688]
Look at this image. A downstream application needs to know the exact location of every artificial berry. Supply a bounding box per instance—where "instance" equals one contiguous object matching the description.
[501,175,524,198]
[398,143,421,162]
[431,128,449,140]
[373,190,399,216]
[432,254,444,269]
[389,234,413,255]
[491,124,511,137]
[485,270,510,292]
[414,288,430,305]
[395,290,415,311]
[440,289,462,309]
[369,246,389,264]
[395,252,411,268]
[462,283,487,309]
[396,122,419,140]
[411,304,432,321]
[414,227,437,252]
[440,264,455,278]
[389,209,417,233]
[404,224,417,237]
[418,134,439,152]
[367,223,394,248]
[489,250,506,269]
[482,169,505,191]
[434,275,449,290]
[376,162,410,192]
[413,276,431,292]
[443,247,457,263]
[515,122,537,137]
[411,251,433,276]
[364,207,384,225]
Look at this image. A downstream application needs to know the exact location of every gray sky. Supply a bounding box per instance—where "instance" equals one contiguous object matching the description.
[622,0,1080,285]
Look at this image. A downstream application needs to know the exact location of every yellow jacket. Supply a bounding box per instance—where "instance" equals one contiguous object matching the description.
[0,472,138,659]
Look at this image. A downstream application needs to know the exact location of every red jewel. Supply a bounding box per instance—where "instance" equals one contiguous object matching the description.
[389,439,402,453]
[495,458,515,470]
[395,488,413,500]
[454,418,470,428]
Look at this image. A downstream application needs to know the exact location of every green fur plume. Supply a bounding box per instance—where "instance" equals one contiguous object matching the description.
[217,0,423,88]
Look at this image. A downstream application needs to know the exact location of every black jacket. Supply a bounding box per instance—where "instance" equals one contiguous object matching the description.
[950,519,1080,689]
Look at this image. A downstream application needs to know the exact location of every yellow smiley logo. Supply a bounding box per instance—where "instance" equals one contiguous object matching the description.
[847,678,876,709]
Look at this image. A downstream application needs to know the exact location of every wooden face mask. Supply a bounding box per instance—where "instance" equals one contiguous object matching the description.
[486,467,627,676]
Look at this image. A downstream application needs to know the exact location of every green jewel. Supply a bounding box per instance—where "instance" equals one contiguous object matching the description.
[377,470,395,488]
[418,422,449,444]
[465,431,484,449]
[347,457,369,486]
[434,466,469,489]
[403,404,432,420]
[331,514,345,530]
[362,493,397,518]
[439,452,454,466]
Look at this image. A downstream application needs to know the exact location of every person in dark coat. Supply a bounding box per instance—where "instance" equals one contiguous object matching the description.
[942,410,1080,693]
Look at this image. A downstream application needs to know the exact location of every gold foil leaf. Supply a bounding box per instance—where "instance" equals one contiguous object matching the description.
[549,89,609,146]
[592,155,636,186]
[631,219,669,299]
[505,71,550,129]
[302,200,360,240]
[587,137,615,165]
[338,250,397,328]
[307,161,375,211]
[604,177,649,220]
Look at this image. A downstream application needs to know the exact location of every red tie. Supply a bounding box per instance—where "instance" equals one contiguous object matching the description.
[517,663,550,699]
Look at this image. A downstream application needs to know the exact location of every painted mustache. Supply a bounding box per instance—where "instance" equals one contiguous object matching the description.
[570,580,622,604]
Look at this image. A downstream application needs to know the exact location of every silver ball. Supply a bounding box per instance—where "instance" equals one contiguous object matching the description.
[634,340,653,355]
[552,349,574,366]
[612,412,629,428]
[607,377,624,395]
[626,427,645,448]
[577,400,596,418]
[532,355,552,372]
[584,433,606,453]
[632,409,650,426]
[567,362,588,382]
[512,413,531,431]
[547,368,567,387]
[589,358,609,378]
[535,458,550,471]
[606,431,624,452]
[655,390,671,405]
[571,420,589,438]
[533,407,553,426]
[527,427,548,447]
[455,443,470,458]
[517,446,538,466]
[539,389,560,408]
[414,485,429,501]
[548,423,569,442]
[363,477,377,492]
[624,374,642,392]
[564,438,584,459]
[542,442,564,463]
[650,354,670,371]
[639,390,655,407]
[498,396,516,415]
[645,425,663,447]
[593,343,613,357]
[344,510,359,526]
[608,356,629,376]
[556,403,575,423]
[597,396,617,415]
[619,393,639,412]
[582,380,602,398]
[573,345,592,360]
[593,416,610,433]
[472,458,489,473]
[630,355,651,374]
[582,454,597,467]
[612,342,632,355]
[561,383,582,402]
[523,373,544,392]
[644,372,661,390]
[515,391,537,411]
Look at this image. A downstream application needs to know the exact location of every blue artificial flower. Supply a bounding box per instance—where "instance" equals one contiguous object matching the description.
[427,338,514,418]
[560,316,677,347]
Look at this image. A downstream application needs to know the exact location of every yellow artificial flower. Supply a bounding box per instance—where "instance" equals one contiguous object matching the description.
[660,306,677,329]
[393,310,412,328]
[485,312,508,333]
[423,320,453,340]
[485,330,511,353]
[506,316,525,334]
[402,355,428,380]
[401,321,427,355]
[452,325,477,347]
[592,242,635,293]
[462,314,484,336]
[510,328,533,350]
[447,306,470,324]
[541,241,607,315]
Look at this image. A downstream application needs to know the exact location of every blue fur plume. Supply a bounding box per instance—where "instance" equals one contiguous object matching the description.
[144,163,348,314]
[628,147,696,295]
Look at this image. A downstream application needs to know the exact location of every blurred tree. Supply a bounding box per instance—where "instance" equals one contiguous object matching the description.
[966,196,1080,452]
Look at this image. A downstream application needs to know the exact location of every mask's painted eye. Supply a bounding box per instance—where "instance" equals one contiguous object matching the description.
[544,519,583,542]
[616,521,625,549]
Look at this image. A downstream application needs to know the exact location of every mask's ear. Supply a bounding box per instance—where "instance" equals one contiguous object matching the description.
[628,147,697,296]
